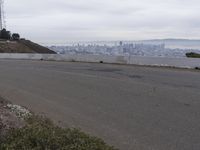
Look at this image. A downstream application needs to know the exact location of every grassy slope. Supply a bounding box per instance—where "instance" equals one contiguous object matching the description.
[0,40,56,54]
[0,41,34,53]
[19,40,56,54]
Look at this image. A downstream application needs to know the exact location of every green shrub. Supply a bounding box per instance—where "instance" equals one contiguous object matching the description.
[0,116,117,150]
[0,28,11,40]
[186,52,200,58]
[12,33,20,40]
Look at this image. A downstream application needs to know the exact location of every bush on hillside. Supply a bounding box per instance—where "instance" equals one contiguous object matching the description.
[186,52,200,58]
[0,28,11,40]
[12,33,20,40]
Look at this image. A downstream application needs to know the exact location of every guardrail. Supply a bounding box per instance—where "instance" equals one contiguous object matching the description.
[0,53,200,69]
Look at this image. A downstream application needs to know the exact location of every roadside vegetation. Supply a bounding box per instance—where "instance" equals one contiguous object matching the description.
[186,52,200,58]
[0,28,20,40]
[0,101,117,150]
[195,67,200,70]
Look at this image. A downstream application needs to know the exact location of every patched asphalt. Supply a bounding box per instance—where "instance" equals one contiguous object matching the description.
[0,60,199,150]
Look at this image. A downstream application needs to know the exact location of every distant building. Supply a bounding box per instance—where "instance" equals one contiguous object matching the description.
[119,41,123,46]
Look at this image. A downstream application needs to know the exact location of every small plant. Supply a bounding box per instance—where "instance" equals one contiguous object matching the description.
[71,59,76,62]
[0,116,117,150]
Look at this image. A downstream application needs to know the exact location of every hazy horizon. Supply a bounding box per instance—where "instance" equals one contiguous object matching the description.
[5,0,200,44]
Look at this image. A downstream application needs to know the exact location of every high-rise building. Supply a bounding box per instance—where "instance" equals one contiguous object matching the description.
[119,41,123,46]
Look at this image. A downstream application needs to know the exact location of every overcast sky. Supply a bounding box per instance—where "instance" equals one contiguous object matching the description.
[4,0,200,44]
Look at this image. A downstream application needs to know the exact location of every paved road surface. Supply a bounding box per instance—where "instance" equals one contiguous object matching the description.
[0,60,200,150]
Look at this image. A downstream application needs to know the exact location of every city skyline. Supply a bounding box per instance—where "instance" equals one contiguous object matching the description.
[4,0,200,44]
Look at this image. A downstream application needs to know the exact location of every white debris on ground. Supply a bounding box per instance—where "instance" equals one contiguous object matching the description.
[5,104,32,119]
[0,101,26,136]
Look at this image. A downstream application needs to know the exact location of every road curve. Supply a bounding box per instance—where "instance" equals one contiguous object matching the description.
[0,60,200,150]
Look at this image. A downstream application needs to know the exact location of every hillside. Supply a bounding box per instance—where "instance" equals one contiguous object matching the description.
[0,40,56,54]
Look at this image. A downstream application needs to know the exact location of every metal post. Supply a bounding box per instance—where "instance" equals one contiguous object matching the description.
[0,0,3,30]
[0,0,6,30]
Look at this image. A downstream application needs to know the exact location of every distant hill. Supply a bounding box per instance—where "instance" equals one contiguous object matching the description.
[0,39,56,54]
[138,39,200,49]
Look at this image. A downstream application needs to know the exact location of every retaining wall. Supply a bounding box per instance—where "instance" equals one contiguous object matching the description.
[0,53,200,69]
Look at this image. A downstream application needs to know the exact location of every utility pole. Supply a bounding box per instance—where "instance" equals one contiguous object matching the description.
[0,0,2,30]
[0,0,5,30]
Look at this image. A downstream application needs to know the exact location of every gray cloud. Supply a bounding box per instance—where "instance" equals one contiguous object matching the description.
[4,0,200,44]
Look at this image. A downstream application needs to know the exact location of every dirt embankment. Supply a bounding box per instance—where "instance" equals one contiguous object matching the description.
[0,40,56,54]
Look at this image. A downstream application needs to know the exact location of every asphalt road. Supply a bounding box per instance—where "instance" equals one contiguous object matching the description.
[0,60,200,150]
